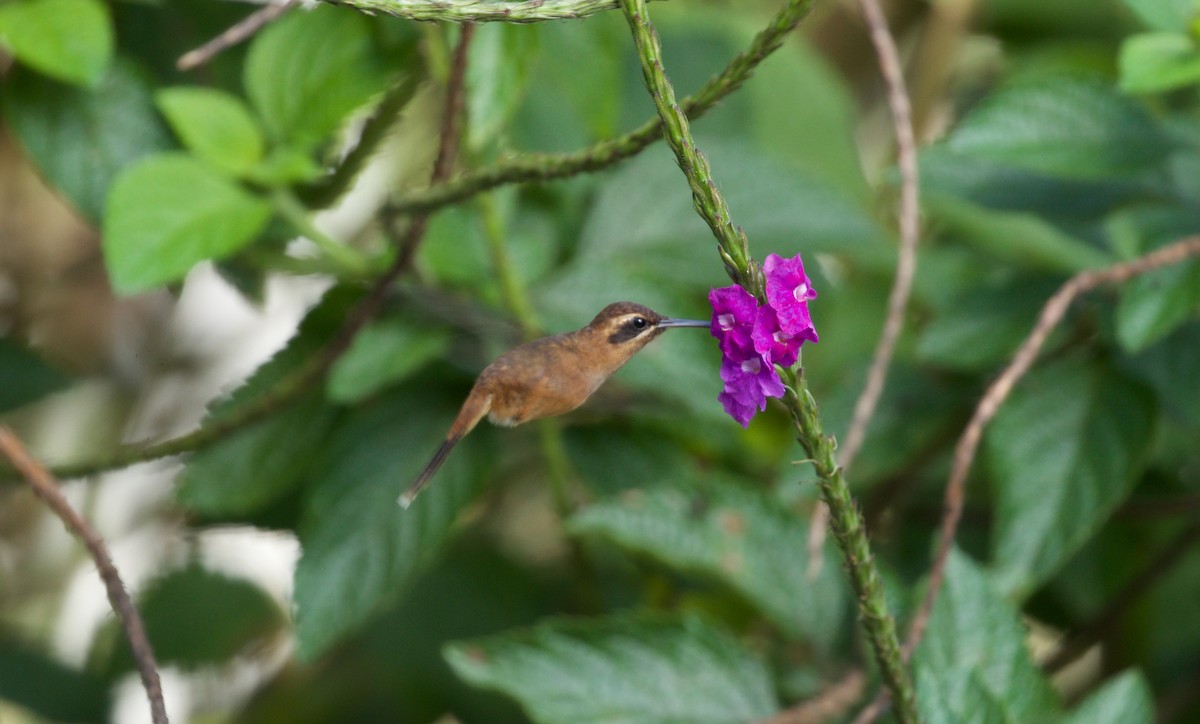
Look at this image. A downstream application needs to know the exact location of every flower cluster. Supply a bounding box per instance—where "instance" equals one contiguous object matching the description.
[709,253,819,427]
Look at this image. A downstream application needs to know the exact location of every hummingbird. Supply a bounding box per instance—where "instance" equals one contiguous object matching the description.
[398,301,708,508]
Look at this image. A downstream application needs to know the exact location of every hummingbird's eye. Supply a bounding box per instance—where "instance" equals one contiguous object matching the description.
[632,317,647,329]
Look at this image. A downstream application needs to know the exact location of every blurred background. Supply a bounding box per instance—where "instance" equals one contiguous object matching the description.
[2,0,1199,721]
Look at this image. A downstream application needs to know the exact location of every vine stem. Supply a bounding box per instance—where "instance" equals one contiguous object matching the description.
[388,0,817,216]
[328,0,666,23]
[617,0,919,720]
[0,427,168,724]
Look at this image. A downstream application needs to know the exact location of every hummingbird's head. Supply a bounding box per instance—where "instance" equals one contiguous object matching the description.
[588,302,708,351]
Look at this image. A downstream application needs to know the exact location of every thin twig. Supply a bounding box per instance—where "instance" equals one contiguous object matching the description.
[0,428,168,724]
[1043,517,1200,674]
[177,0,298,71]
[808,0,921,583]
[904,235,1200,663]
[759,669,866,724]
[618,0,918,719]
[387,0,817,216]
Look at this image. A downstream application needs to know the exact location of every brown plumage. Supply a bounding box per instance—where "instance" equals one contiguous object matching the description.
[399,302,707,508]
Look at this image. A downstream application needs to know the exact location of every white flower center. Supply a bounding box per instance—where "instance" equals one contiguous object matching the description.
[792,283,809,302]
[773,330,788,344]
[740,358,761,374]
[717,313,735,331]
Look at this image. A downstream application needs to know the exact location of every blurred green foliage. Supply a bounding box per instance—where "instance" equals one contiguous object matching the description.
[2,0,1200,722]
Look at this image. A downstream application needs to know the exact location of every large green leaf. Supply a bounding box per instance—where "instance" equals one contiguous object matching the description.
[0,338,69,413]
[1125,322,1200,428]
[0,635,109,721]
[91,565,284,676]
[0,0,112,86]
[913,548,1060,723]
[155,87,265,176]
[467,22,539,151]
[986,357,1158,596]
[568,479,846,646]
[925,194,1113,274]
[103,153,272,294]
[178,288,352,519]
[445,615,778,724]
[327,318,451,403]
[918,145,1161,221]
[244,5,390,150]
[1064,670,1154,724]
[1116,255,1200,352]
[293,381,488,660]
[1,60,171,221]
[916,279,1060,372]
[943,77,1174,179]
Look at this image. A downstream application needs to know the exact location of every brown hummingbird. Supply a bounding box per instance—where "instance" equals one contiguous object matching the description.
[398,301,708,508]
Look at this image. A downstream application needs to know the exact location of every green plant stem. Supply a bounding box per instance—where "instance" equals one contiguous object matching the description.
[478,194,540,339]
[477,194,575,517]
[388,0,816,216]
[618,0,918,719]
[782,369,919,722]
[326,0,665,23]
[272,190,374,275]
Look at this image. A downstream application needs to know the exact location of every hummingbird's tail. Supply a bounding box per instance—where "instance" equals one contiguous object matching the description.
[398,390,492,509]
[398,437,459,508]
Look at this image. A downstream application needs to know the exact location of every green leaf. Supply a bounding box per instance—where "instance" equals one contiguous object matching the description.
[179,390,338,517]
[1120,33,1200,94]
[568,481,846,646]
[0,338,69,413]
[245,5,390,150]
[1126,322,1200,427]
[944,77,1174,179]
[2,60,172,221]
[0,0,112,86]
[0,636,109,721]
[445,615,778,724]
[925,194,1113,274]
[916,279,1059,372]
[467,22,539,151]
[327,318,452,403]
[92,565,284,675]
[1064,670,1154,724]
[913,549,1060,723]
[1120,0,1197,32]
[103,153,272,294]
[1116,255,1200,352]
[155,87,265,176]
[178,287,354,518]
[918,145,1160,222]
[293,381,487,660]
[986,357,1158,596]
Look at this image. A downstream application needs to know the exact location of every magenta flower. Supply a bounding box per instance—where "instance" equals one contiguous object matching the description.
[708,285,757,355]
[717,342,785,428]
[709,252,819,427]
[752,306,801,367]
[763,253,819,340]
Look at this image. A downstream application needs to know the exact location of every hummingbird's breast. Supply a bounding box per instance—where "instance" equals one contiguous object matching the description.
[479,332,603,427]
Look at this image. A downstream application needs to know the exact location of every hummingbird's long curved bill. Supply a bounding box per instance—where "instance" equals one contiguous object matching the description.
[657,318,709,328]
